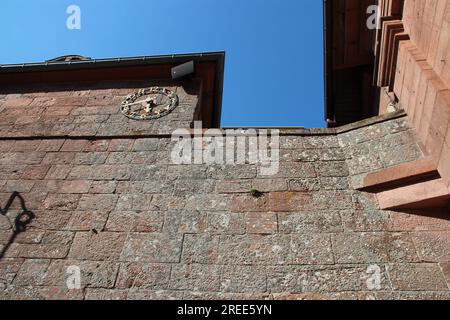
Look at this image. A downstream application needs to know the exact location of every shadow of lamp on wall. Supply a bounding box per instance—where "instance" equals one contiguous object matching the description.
[0,192,35,259]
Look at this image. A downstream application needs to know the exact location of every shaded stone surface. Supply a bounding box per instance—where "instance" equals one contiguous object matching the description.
[0,85,448,301]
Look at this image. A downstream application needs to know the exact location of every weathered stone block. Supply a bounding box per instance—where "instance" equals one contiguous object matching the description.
[290,234,334,265]
[280,136,303,149]
[132,138,159,151]
[42,152,76,165]
[164,210,207,234]
[320,148,346,161]
[320,177,349,190]
[83,139,110,152]
[69,232,126,261]
[65,211,109,231]
[173,179,214,195]
[167,165,207,181]
[316,161,349,177]
[29,210,72,230]
[0,258,23,287]
[262,162,316,179]
[282,149,320,162]
[385,118,410,134]
[43,194,80,211]
[42,260,119,289]
[340,209,390,232]
[0,285,83,300]
[11,140,40,152]
[60,140,90,152]
[269,192,315,212]
[339,124,387,147]
[21,165,51,180]
[206,212,245,235]
[245,212,278,234]
[278,211,342,234]
[440,262,450,288]
[130,164,166,181]
[108,139,134,152]
[288,178,320,191]
[303,136,339,149]
[84,289,128,300]
[332,232,419,263]
[387,263,448,291]
[184,194,230,212]
[312,191,353,210]
[170,264,221,292]
[116,262,170,289]
[59,180,91,194]
[215,180,252,194]
[0,152,45,165]
[220,265,267,293]
[105,152,138,165]
[208,165,257,180]
[115,194,154,211]
[3,97,33,108]
[89,181,117,194]
[230,194,270,212]
[182,234,220,264]
[218,234,291,266]
[67,165,93,180]
[106,211,164,233]
[4,180,35,193]
[126,289,184,300]
[45,165,72,180]
[77,194,118,211]
[90,165,131,181]
[268,265,390,293]
[13,259,50,286]
[251,179,288,192]
[73,152,108,165]
[120,232,183,263]
[412,231,450,262]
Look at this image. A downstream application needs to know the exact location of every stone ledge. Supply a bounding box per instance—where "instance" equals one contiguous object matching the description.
[377,178,450,210]
[0,111,408,141]
[334,110,406,134]
[358,157,440,192]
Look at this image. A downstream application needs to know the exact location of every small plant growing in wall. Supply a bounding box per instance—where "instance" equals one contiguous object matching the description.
[249,188,263,198]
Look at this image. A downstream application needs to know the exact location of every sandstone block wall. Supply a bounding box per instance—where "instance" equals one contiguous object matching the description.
[387,0,450,189]
[0,80,200,138]
[0,84,449,300]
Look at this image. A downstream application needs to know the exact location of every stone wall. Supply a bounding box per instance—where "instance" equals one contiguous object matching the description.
[0,85,449,300]
[402,0,450,88]
[0,80,200,138]
[384,0,450,190]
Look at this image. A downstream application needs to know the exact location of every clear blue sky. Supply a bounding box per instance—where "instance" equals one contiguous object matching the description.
[0,0,325,128]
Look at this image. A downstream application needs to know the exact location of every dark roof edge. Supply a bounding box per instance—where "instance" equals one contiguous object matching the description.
[213,52,226,129]
[323,0,334,126]
[0,51,226,73]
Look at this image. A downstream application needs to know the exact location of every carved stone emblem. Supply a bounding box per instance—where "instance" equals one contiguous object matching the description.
[120,87,179,120]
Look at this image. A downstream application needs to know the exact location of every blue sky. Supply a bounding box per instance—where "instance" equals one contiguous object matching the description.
[0,0,325,128]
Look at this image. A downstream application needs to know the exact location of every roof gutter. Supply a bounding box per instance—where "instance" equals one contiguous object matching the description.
[0,52,225,74]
